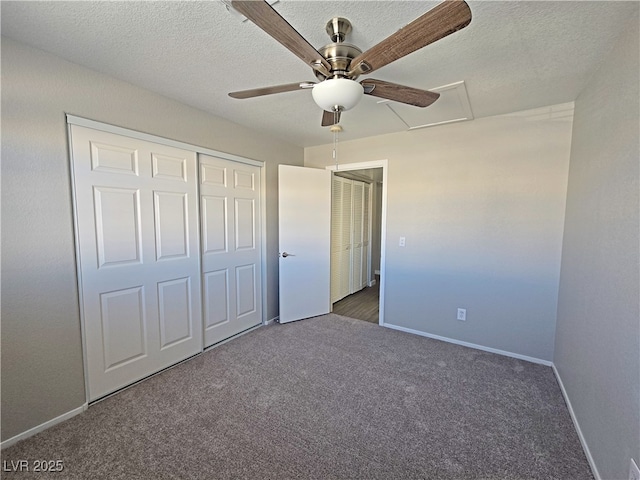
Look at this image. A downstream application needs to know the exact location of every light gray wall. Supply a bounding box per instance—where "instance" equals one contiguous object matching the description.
[554,13,640,480]
[306,104,574,361]
[1,37,303,442]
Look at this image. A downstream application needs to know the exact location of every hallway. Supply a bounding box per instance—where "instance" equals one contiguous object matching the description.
[332,281,379,324]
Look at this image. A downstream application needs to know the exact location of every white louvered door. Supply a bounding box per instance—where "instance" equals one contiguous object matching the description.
[199,154,262,347]
[331,176,353,303]
[70,125,202,401]
[351,181,364,292]
[362,183,371,289]
[330,176,373,303]
[330,177,342,303]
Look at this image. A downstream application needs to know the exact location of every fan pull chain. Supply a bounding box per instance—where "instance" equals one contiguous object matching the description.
[333,130,338,170]
[332,109,339,170]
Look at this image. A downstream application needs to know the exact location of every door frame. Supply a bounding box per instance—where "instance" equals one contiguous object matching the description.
[66,114,266,403]
[326,160,388,326]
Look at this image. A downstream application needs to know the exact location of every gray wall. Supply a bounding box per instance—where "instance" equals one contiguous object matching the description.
[1,37,303,442]
[554,14,640,480]
[306,104,573,362]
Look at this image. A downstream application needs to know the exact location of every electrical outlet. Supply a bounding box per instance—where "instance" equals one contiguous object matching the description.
[629,458,640,480]
[399,237,406,247]
[457,308,466,321]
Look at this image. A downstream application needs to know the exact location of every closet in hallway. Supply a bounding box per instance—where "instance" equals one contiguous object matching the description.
[330,173,372,304]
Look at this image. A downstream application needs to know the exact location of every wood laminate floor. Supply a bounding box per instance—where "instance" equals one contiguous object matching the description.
[332,281,380,324]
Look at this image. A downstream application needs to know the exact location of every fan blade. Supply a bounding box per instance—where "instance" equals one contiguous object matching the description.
[321,110,341,127]
[348,0,471,76]
[361,79,440,107]
[229,82,315,99]
[231,0,332,74]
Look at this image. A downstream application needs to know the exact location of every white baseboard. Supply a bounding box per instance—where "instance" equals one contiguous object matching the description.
[264,316,279,326]
[552,365,601,480]
[1,403,88,450]
[382,323,553,366]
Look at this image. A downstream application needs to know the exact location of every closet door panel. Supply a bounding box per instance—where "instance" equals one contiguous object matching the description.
[153,191,190,260]
[340,179,353,299]
[200,155,262,347]
[203,269,229,328]
[332,176,357,303]
[202,195,228,253]
[158,277,193,349]
[70,125,202,401]
[331,177,343,303]
[99,286,147,370]
[362,183,371,288]
[351,181,364,293]
[93,186,142,267]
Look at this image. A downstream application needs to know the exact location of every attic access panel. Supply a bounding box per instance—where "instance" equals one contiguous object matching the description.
[381,80,473,130]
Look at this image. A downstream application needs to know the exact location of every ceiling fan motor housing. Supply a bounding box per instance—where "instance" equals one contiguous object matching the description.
[314,17,362,81]
[315,42,363,81]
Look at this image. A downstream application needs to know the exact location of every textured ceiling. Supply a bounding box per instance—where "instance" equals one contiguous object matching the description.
[2,1,637,147]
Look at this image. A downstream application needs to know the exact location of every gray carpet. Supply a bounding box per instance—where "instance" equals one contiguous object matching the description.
[2,314,593,479]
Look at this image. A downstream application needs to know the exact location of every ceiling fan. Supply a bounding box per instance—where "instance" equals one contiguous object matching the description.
[228,0,472,127]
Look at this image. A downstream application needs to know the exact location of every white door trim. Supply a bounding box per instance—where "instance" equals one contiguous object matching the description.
[67,124,92,405]
[326,160,388,326]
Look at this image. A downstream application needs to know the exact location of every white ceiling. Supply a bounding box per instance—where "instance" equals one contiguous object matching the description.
[2,1,637,147]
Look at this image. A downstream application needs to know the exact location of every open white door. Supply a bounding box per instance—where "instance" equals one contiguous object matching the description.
[278,165,331,323]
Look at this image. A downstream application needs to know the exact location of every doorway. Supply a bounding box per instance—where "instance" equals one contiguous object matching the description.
[326,161,387,325]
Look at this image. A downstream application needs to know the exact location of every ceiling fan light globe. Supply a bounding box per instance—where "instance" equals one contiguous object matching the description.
[312,78,364,112]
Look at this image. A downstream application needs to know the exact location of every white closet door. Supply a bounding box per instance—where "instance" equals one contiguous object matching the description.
[331,176,354,303]
[331,176,353,303]
[351,181,364,293]
[70,125,202,401]
[340,180,353,299]
[331,177,343,303]
[362,183,371,288]
[200,154,262,347]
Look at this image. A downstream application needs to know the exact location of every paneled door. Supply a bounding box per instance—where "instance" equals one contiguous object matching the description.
[199,154,262,347]
[70,125,202,401]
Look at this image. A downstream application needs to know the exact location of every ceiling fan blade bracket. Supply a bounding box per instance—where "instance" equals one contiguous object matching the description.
[347,61,372,78]
[229,81,315,99]
[361,83,376,94]
[311,61,332,78]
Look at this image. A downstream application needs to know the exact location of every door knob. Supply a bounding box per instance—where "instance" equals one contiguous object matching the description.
[281,252,295,258]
